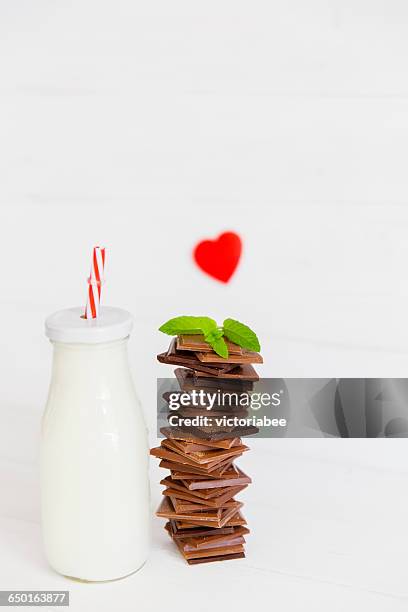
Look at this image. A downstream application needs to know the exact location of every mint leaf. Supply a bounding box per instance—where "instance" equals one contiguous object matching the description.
[223,318,261,352]
[205,332,229,358]
[204,328,223,343]
[204,329,229,358]
[159,314,260,358]
[159,316,217,336]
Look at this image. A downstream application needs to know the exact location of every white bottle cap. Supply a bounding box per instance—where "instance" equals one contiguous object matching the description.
[45,306,133,344]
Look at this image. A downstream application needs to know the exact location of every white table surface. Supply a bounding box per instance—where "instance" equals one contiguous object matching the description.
[2,1,408,610]
[2,439,408,612]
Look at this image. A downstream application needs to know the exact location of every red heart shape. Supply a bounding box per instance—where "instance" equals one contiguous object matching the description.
[193,232,242,283]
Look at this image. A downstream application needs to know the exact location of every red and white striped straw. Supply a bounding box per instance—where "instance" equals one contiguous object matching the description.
[84,246,106,319]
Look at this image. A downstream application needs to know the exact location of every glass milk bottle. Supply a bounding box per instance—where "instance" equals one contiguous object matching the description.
[41,307,150,581]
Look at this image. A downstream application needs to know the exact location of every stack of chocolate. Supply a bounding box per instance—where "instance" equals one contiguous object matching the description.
[150,334,263,564]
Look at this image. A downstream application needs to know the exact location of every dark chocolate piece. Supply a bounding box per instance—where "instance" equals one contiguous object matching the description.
[160,428,240,449]
[172,424,259,440]
[157,339,237,375]
[169,405,249,418]
[175,368,254,392]
[162,391,247,411]
[194,364,259,381]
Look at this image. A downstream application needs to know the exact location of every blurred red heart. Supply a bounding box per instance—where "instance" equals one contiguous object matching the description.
[193,232,242,283]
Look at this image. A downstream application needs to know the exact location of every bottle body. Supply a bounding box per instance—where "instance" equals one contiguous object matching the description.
[41,338,150,581]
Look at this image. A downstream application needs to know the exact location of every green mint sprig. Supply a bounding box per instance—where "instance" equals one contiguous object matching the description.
[158,316,260,358]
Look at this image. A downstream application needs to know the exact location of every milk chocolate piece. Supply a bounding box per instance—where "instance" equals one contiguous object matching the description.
[168,468,224,480]
[180,422,238,434]
[152,443,239,470]
[150,446,203,467]
[156,496,243,528]
[176,510,247,529]
[180,483,242,499]
[221,511,247,526]
[168,469,234,481]
[177,335,242,355]
[196,350,263,364]
[161,438,248,465]
[182,536,245,551]
[161,476,239,500]
[182,466,252,490]
[167,493,242,514]
[166,520,235,539]
[187,552,245,565]
[174,537,245,560]
[160,451,242,475]
[161,480,247,508]
[185,526,250,549]
[164,458,235,478]
[159,457,236,477]
[156,496,221,522]
[162,420,237,440]
[169,439,223,453]
[166,437,242,455]
[185,503,243,529]
[168,495,220,514]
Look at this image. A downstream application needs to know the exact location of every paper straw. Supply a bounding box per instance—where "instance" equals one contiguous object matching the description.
[84,246,106,319]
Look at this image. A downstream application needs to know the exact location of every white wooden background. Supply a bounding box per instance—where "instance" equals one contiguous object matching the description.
[1,2,408,610]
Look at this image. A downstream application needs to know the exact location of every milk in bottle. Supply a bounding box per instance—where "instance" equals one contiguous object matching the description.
[41,307,150,581]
